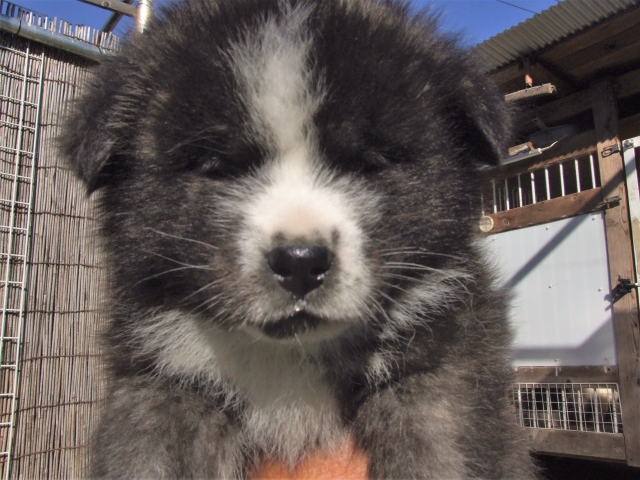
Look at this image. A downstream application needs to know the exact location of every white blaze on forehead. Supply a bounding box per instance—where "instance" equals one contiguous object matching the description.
[228,2,322,154]
[226,3,378,324]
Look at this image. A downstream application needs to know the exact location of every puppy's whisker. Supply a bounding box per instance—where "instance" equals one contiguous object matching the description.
[146,228,219,250]
[134,266,208,286]
[381,262,444,272]
[378,281,413,296]
[377,250,464,260]
[376,272,422,282]
[142,250,213,269]
[181,280,224,303]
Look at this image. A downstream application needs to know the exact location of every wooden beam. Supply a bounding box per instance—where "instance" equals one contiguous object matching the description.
[591,78,640,467]
[528,429,627,462]
[490,61,568,91]
[536,89,591,126]
[556,21,640,74]
[541,5,640,66]
[514,366,619,384]
[489,62,522,87]
[571,39,640,79]
[485,188,602,234]
[505,84,556,103]
[532,67,640,127]
[614,67,640,99]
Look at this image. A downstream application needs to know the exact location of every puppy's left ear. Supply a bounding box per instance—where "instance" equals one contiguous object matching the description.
[452,59,512,166]
[61,56,135,194]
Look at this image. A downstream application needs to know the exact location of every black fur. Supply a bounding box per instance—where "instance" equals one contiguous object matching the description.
[63,0,537,478]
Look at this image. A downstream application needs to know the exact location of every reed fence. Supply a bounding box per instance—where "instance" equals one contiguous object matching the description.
[1,12,107,478]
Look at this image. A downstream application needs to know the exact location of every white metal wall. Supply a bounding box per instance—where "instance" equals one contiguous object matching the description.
[484,212,617,367]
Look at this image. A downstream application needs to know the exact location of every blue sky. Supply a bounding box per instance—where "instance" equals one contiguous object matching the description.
[9,0,559,45]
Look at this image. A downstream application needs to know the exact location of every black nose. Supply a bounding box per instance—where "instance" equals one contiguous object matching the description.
[266,246,332,299]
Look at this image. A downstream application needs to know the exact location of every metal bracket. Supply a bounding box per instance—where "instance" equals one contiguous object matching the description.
[612,278,640,301]
[601,143,621,157]
[618,278,640,295]
[77,0,137,17]
[596,195,622,210]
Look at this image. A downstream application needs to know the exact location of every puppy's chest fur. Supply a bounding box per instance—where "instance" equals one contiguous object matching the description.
[140,312,346,463]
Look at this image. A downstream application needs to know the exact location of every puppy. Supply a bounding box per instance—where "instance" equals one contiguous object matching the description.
[63,0,536,477]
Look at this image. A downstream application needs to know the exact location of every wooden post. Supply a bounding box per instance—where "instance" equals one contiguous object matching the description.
[591,77,640,467]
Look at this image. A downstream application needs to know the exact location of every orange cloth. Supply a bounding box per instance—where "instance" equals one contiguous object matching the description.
[250,438,368,480]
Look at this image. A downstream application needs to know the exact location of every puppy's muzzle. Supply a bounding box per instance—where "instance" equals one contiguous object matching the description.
[267,245,333,299]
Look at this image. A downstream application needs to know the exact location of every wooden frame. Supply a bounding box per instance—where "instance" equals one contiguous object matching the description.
[528,430,626,462]
[591,78,640,467]
[487,188,603,234]
[513,366,619,384]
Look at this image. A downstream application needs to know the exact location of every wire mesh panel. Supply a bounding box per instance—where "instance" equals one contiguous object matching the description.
[0,31,43,477]
[512,383,623,434]
[0,28,106,479]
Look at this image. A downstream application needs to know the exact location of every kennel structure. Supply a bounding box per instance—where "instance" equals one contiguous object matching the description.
[0,1,122,477]
[474,0,640,467]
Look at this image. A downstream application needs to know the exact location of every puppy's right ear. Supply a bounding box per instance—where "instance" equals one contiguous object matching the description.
[61,57,134,194]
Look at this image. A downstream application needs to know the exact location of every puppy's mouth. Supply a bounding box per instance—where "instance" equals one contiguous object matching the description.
[259,311,324,339]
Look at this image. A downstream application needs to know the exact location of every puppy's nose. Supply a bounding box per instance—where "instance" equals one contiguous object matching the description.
[267,246,332,299]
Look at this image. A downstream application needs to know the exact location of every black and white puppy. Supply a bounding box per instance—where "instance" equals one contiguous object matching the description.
[63,0,536,477]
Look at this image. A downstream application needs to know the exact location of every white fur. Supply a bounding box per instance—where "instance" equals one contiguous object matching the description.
[228,2,322,153]
[131,311,346,465]
[224,3,380,336]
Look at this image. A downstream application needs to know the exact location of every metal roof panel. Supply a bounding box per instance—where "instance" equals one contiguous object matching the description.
[473,0,640,71]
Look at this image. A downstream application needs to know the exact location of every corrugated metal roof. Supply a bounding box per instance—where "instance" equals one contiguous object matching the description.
[473,0,640,72]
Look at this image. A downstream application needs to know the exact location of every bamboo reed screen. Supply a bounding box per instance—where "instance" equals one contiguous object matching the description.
[1,30,106,478]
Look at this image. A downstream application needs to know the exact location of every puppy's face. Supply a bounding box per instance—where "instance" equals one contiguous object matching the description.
[64,0,509,344]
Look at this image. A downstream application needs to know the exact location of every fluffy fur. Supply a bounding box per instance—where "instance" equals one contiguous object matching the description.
[63,0,537,478]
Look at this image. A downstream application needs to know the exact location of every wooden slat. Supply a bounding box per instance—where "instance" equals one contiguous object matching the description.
[527,429,626,461]
[486,188,602,234]
[513,366,619,384]
[533,67,640,127]
[542,5,640,66]
[505,83,556,103]
[570,39,640,79]
[551,22,640,74]
[591,78,640,467]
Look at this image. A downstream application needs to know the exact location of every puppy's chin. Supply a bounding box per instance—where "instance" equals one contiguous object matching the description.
[245,311,351,344]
